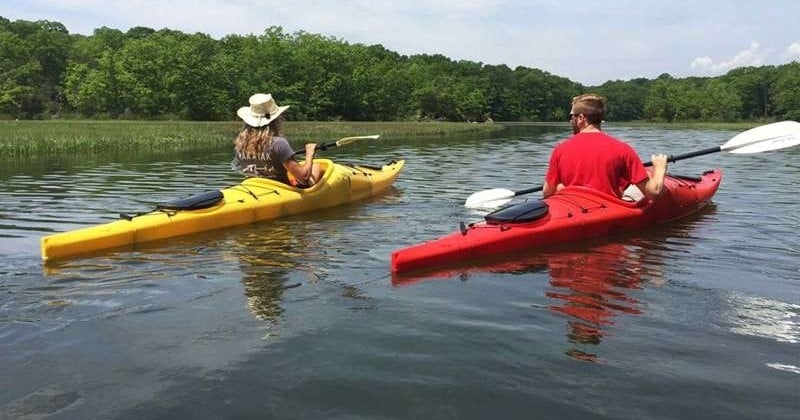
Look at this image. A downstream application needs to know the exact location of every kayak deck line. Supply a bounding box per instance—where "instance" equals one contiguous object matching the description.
[41,158,405,262]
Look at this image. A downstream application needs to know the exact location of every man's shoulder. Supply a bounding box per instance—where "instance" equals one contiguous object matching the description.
[587,131,622,141]
[561,131,622,145]
[588,131,632,148]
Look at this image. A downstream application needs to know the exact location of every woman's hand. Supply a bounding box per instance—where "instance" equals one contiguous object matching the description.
[305,143,317,157]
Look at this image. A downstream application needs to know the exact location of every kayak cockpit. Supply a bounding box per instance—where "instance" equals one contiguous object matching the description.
[485,200,549,224]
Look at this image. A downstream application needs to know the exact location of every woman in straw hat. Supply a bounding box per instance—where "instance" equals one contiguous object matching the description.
[232,93,323,187]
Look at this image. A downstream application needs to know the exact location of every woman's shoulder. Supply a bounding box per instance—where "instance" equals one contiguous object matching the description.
[269,136,294,160]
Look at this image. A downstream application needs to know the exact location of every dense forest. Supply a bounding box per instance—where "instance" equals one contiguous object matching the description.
[2,16,799,122]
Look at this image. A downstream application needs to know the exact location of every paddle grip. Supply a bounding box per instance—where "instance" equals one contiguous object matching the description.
[291,141,333,157]
[514,185,545,196]
[643,146,722,167]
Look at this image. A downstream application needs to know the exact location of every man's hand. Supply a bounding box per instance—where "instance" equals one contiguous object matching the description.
[650,154,668,172]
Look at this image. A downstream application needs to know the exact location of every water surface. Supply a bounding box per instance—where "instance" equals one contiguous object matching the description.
[1,124,798,419]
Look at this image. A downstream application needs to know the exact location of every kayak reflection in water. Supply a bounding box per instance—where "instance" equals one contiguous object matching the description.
[544,242,657,362]
[230,220,374,324]
[392,240,664,363]
[230,222,301,323]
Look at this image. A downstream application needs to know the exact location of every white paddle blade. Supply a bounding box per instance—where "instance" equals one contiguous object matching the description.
[464,188,515,209]
[471,197,514,210]
[723,121,800,154]
[336,134,380,147]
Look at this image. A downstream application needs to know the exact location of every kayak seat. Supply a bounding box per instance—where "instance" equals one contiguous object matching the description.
[485,200,549,224]
[622,184,645,202]
[156,190,224,211]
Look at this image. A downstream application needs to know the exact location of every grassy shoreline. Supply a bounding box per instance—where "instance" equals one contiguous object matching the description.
[1,119,770,157]
[0,120,502,157]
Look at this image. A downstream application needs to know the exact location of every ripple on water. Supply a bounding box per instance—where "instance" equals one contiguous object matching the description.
[766,363,800,374]
[723,293,800,344]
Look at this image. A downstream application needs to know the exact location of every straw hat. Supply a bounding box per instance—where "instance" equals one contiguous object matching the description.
[237,93,290,127]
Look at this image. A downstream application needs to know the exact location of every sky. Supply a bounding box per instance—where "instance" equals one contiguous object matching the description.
[3,0,799,86]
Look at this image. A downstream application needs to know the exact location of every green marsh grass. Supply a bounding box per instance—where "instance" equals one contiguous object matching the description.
[0,120,501,158]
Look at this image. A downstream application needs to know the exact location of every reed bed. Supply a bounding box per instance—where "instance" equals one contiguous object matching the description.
[0,120,501,158]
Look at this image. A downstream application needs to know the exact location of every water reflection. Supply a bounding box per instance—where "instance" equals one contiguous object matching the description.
[393,239,668,363]
[36,219,305,327]
[222,207,383,323]
[225,225,304,323]
[490,241,665,363]
[543,242,658,362]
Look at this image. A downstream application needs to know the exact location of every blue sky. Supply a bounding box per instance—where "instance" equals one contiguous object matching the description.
[3,0,799,85]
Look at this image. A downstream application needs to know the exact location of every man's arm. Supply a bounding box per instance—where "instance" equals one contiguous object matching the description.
[542,181,564,198]
[543,149,562,198]
[636,154,668,199]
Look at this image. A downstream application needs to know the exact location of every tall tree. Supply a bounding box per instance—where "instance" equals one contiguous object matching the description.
[0,26,39,116]
[0,19,71,117]
[643,74,678,122]
[700,79,742,121]
[772,62,800,120]
[595,78,650,121]
[723,66,776,120]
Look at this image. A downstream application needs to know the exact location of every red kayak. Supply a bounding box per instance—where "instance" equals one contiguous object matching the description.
[391,169,722,274]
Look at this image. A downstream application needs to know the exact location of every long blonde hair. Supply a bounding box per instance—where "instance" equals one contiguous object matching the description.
[233,118,283,158]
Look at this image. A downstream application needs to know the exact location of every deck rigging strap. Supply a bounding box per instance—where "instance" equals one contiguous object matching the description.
[155,190,224,210]
[119,190,224,221]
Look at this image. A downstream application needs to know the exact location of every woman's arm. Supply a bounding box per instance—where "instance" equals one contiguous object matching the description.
[283,143,317,183]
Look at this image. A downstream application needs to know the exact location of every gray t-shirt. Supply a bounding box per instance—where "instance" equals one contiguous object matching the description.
[234,136,295,183]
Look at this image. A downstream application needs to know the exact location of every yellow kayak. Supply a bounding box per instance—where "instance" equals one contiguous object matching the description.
[41,158,404,261]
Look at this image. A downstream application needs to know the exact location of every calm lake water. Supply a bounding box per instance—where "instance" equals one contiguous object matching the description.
[1,124,798,419]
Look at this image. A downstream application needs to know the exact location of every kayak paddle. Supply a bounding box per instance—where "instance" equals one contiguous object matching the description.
[464,120,800,209]
[293,134,380,157]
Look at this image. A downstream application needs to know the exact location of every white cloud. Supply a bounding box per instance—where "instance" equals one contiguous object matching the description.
[690,42,772,74]
[690,56,713,70]
[785,42,800,61]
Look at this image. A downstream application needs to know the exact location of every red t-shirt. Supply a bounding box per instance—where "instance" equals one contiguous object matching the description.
[545,132,649,197]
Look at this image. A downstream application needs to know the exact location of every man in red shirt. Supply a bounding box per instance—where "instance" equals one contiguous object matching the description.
[543,94,668,200]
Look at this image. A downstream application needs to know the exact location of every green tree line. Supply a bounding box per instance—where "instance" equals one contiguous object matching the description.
[2,16,799,122]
